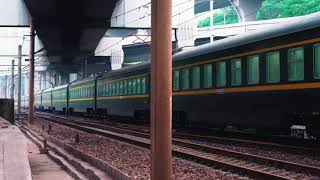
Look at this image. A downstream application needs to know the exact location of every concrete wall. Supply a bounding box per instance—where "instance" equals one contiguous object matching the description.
[0,99,14,124]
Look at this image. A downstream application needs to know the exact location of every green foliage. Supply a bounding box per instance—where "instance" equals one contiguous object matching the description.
[257,0,320,20]
[197,17,210,28]
[197,6,239,28]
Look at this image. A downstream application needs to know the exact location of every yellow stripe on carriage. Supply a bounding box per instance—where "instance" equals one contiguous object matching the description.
[69,98,94,102]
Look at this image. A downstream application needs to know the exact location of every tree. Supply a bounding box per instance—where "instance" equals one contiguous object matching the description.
[257,0,320,20]
[197,6,239,28]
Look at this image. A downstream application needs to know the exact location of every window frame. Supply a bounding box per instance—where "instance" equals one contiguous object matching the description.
[173,70,180,91]
[191,66,201,89]
[231,59,242,86]
[266,51,280,83]
[182,68,190,90]
[247,55,260,85]
[132,78,137,95]
[216,61,226,88]
[141,77,146,94]
[287,47,304,81]
[137,78,141,94]
[314,44,320,79]
[203,64,213,89]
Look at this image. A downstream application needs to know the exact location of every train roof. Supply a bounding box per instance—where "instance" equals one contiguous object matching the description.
[44,12,320,89]
[69,76,96,86]
[98,62,150,79]
[52,84,68,91]
[173,12,320,61]
[34,90,42,94]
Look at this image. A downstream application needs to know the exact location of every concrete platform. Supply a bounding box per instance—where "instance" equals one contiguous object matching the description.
[27,138,74,180]
[0,117,32,180]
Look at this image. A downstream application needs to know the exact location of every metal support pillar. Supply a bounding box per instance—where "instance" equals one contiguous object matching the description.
[10,60,14,100]
[17,45,22,118]
[28,20,35,124]
[4,76,7,99]
[210,0,214,42]
[150,0,172,179]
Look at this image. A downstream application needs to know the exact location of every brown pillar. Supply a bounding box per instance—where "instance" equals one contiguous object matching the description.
[28,20,35,124]
[150,0,172,179]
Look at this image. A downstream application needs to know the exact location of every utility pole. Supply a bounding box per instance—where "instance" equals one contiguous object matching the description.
[10,60,14,100]
[150,0,172,179]
[17,45,22,119]
[28,20,35,124]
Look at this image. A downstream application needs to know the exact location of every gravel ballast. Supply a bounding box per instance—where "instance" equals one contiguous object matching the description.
[27,119,251,180]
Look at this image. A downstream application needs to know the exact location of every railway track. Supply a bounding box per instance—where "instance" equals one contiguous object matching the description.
[34,112,320,155]
[28,112,320,180]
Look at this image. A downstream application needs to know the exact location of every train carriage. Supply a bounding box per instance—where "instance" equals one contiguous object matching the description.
[34,91,42,110]
[96,65,150,120]
[68,78,96,114]
[42,88,52,111]
[96,12,320,135]
[172,12,320,133]
[52,85,68,112]
[33,12,320,138]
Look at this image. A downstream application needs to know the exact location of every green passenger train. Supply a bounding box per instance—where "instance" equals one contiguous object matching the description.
[28,13,320,138]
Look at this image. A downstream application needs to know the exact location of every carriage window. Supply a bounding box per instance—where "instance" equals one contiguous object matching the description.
[123,80,128,95]
[117,81,120,96]
[182,68,190,90]
[216,62,226,87]
[128,80,132,95]
[87,87,90,97]
[132,79,137,95]
[87,88,89,98]
[113,83,117,96]
[204,64,213,88]
[192,66,201,89]
[137,78,141,94]
[247,55,260,84]
[120,81,124,95]
[173,70,180,91]
[141,77,147,94]
[266,51,280,83]
[109,84,112,96]
[231,59,242,86]
[100,85,103,97]
[104,84,108,96]
[288,47,304,81]
[98,85,101,96]
[314,44,320,79]
[105,85,108,96]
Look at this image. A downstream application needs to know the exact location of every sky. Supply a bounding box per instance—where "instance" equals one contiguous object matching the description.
[0,27,45,76]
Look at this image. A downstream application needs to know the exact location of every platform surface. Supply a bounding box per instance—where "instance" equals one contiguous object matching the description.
[27,138,74,180]
[0,117,32,180]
